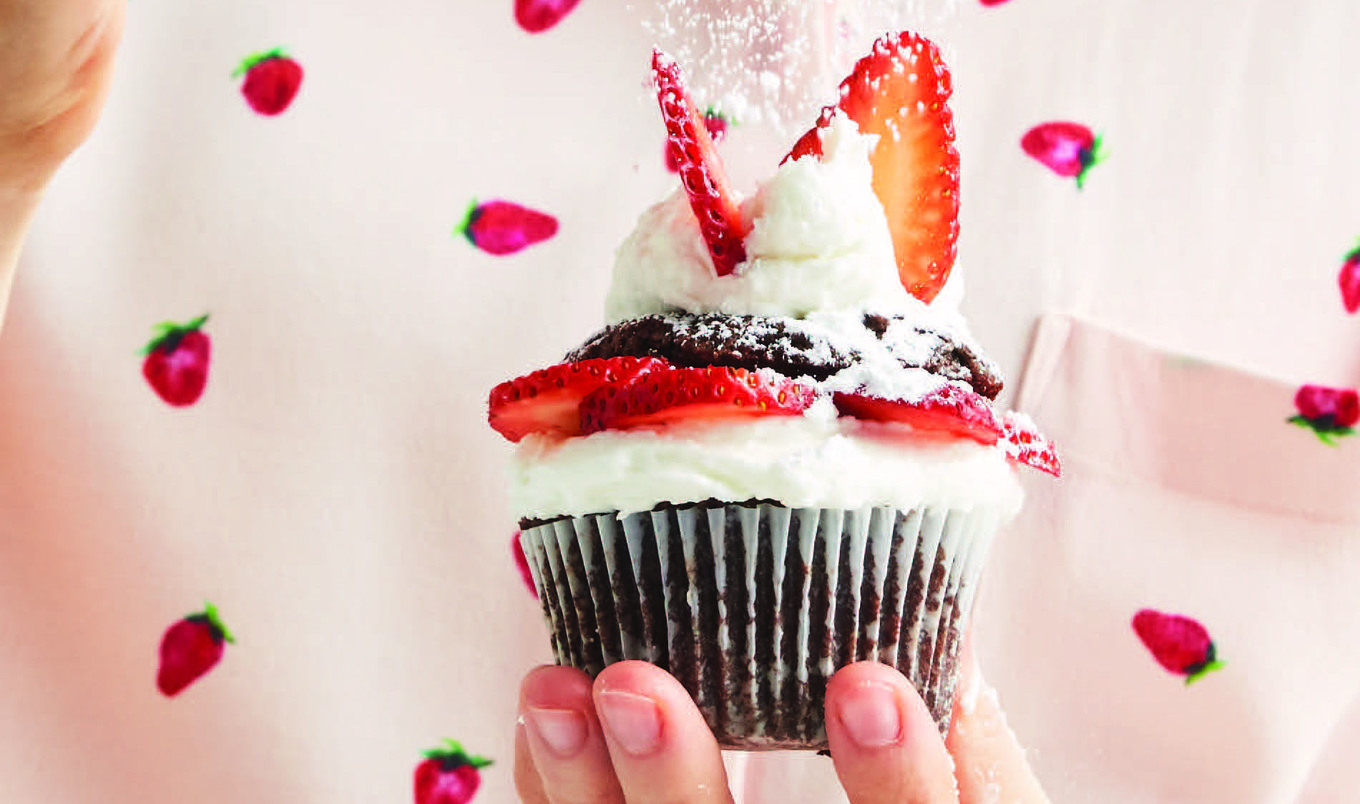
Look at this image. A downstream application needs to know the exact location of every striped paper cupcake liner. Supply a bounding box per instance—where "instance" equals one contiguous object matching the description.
[520,501,1000,750]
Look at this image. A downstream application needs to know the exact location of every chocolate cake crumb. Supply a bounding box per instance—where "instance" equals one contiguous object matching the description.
[862,313,890,338]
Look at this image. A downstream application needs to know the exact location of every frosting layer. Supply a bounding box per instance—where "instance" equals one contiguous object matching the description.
[510,404,1023,520]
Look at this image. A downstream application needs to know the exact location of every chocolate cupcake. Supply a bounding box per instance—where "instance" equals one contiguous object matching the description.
[489,36,1059,749]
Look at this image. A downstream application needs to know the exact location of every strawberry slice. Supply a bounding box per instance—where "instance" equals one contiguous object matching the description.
[786,32,960,303]
[1000,412,1062,477]
[653,49,750,277]
[489,357,668,442]
[832,385,1000,445]
[666,109,729,172]
[580,366,816,434]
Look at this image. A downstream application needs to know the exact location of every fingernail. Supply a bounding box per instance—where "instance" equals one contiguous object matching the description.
[837,681,903,748]
[527,707,588,758]
[596,690,662,757]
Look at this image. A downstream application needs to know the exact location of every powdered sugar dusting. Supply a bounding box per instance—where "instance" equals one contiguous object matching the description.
[804,310,953,402]
[626,0,959,135]
[686,309,958,402]
[571,306,999,406]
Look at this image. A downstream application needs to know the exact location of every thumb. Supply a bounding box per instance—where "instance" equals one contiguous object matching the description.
[946,637,1052,804]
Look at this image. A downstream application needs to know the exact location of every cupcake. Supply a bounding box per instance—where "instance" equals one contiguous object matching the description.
[489,32,1059,750]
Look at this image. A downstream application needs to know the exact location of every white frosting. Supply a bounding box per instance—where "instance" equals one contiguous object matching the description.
[511,405,1023,519]
[606,115,949,323]
[509,115,1021,520]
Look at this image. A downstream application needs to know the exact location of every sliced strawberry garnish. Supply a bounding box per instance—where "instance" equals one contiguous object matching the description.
[580,366,816,434]
[1000,411,1061,477]
[489,357,668,442]
[666,110,729,172]
[653,49,750,277]
[786,31,960,303]
[832,384,1000,445]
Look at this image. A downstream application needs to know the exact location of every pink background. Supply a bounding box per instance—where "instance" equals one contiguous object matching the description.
[2,1,1359,802]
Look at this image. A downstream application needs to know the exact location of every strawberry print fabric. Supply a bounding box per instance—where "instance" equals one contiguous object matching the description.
[1020,121,1103,188]
[1130,608,1224,684]
[3,1,1360,804]
[988,316,1360,804]
[234,48,304,116]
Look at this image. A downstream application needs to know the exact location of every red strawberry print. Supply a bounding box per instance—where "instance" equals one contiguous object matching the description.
[1288,383,1359,445]
[142,314,211,407]
[1000,412,1061,476]
[157,602,234,697]
[514,0,582,33]
[233,48,304,116]
[786,31,961,304]
[1021,122,1104,188]
[488,357,668,442]
[1132,609,1223,684]
[512,531,538,598]
[580,365,816,434]
[666,110,729,172]
[653,49,750,277]
[414,739,493,804]
[1339,240,1360,314]
[832,384,1002,445]
[458,199,559,256]
[980,0,1014,5]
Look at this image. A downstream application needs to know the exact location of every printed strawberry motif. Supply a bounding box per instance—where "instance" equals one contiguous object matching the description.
[666,110,729,172]
[458,199,559,256]
[414,740,493,804]
[233,48,304,116]
[1021,122,1104,188]
[142,314,211,407]
[512,531,538,598]
[580,366,816,434]
[489,357,668,442]
[786,31,960,303]
[1339,240,1360,314]
[157,602,234,697]
[832,385,1002,445]
[1132,609,1223,684]
[1288,384,1359,445]
[980,0,1014,5]
[653,49,750,277]
[514,0,582,33]
[1000,411,1061,476]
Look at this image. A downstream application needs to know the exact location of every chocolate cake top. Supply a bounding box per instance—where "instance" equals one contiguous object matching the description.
[567,311,1002,400]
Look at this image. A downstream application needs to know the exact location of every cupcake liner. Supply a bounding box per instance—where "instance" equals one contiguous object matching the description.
[520,501,1001,750]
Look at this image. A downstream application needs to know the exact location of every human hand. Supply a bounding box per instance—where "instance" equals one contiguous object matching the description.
[0,0,124,193]
[0,0,123,325]
[515,653,1050,804]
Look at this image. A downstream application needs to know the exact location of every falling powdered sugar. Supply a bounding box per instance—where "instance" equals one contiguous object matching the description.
[626,0,960,135]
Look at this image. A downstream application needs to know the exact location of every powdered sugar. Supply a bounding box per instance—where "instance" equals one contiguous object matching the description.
[572,306,999,405]
[800,309,952,401]
[627,0,960,135]
[711,308,985,404]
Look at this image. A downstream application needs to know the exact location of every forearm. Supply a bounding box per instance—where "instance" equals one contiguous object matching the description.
[0,186,42,332]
